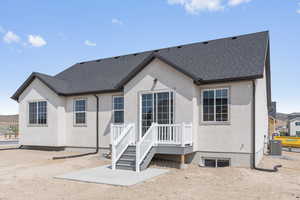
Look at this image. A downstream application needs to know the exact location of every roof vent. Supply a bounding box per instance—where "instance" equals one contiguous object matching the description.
[232,37,237,40]
[133,53,139,56]
[154,50,159,53]
[96,59,101,62]
[177,46,182,49]
[79,62,86,64]
[114,56,120,59]
[203,41,209,44]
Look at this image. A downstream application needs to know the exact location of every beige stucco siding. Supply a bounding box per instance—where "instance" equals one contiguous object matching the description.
[196,81,253,153]
[254,67,269,164]
[123,58,197,140]
[18,78,121,148]
[65,92,122,148]
[19,78,66,146]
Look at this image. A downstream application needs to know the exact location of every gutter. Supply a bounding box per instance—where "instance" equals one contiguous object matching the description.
[53,95,99,159]
[251,80,281,172]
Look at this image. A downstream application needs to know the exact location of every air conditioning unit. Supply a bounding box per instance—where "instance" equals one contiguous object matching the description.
[269,140,282,156]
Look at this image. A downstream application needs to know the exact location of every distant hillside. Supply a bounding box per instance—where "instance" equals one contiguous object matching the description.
[276,113,289,121]
[0,115,18,123]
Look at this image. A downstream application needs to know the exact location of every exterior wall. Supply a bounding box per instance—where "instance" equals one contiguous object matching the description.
[65,92,122,148]
[268,117,276,137]
[254,67,269,165]
[18,78,121,148]
[123,58,197,140]
[289,119,300,136]
[19,79,66,146]
[194,81,253,167]
[197,81,252,153]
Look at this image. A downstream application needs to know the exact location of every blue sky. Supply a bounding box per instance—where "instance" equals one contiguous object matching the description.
[0,0,299,115]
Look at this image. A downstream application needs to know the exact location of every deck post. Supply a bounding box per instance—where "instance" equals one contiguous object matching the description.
[179,154,186,169]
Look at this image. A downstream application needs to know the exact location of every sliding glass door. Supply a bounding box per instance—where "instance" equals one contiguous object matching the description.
[140,91,174,135]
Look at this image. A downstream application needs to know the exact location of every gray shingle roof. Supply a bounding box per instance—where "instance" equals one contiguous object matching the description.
[12,31,270,101]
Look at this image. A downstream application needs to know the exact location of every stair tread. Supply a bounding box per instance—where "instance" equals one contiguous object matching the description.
[119,157,135,162]
[122,153,136,156]
[117,163,135,167]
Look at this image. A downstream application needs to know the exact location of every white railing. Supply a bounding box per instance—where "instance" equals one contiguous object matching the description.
[136,122,193,172]
[111,123,135,170]
[182,123,193,146]
[111,124,126,142]
[136,123,157,172]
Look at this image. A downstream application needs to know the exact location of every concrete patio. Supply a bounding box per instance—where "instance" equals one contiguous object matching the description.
[55,165,169,186]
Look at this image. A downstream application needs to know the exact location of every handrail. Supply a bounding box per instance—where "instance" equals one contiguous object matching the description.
[111,123,135,170]
[136,122,193,172]
[136,123,157,172]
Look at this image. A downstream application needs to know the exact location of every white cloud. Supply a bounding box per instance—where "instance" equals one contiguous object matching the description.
[84,40,97,46]
[167,0,251,14]
[3,31,20,43]
[167,0,223,13]
[28,35,47,47]
[111,18,123,25]
[0,26,5,33]
[297,2,300,14]
[228,0,251,6]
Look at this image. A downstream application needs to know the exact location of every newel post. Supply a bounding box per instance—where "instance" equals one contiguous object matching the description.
[181,122,185,147]
[136,143,140,172]
[111,124,116,170]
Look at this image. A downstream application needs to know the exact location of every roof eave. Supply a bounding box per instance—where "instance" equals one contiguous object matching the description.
[11,73,62,102]
[194,74,264,85]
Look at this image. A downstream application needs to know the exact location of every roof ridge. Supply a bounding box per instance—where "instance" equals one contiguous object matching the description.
[72,31,269,65]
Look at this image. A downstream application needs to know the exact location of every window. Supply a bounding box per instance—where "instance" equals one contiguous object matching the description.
[141,91,174,135]
[203,158,230,168]
[203,88,229,122]
[113,96,124,123]
[29,101,47,125]
[74,99,87,125]
[296,131,300,137]
[295,122,300,126]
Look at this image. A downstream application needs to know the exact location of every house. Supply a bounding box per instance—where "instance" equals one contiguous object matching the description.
[268,101,277,137]
[287,114,300,137]
[12,31,271,171]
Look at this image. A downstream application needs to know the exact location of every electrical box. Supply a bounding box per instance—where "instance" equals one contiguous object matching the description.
[269,140,282,156]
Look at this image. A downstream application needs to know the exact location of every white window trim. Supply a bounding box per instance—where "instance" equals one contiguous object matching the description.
[113,96,124,124]
[73,98,87,127]
[201,87,230,124]
[27,100,48,127]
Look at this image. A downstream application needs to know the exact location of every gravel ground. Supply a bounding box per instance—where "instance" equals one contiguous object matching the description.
[0,148,299,200]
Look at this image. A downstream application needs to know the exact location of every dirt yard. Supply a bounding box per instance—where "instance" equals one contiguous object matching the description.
[0,148,299,200]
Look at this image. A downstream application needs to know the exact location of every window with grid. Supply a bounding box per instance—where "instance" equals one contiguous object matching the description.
[295,122,300,126]
[203,88,229,122]
[74,99,87,125]
[113,96,124,123]
[29,101,47,125]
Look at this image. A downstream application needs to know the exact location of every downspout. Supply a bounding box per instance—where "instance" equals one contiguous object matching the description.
[251,80,281,172]
[53,95,100,159]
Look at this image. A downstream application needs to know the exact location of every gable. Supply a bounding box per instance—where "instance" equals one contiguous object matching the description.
[12,31,270,101]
